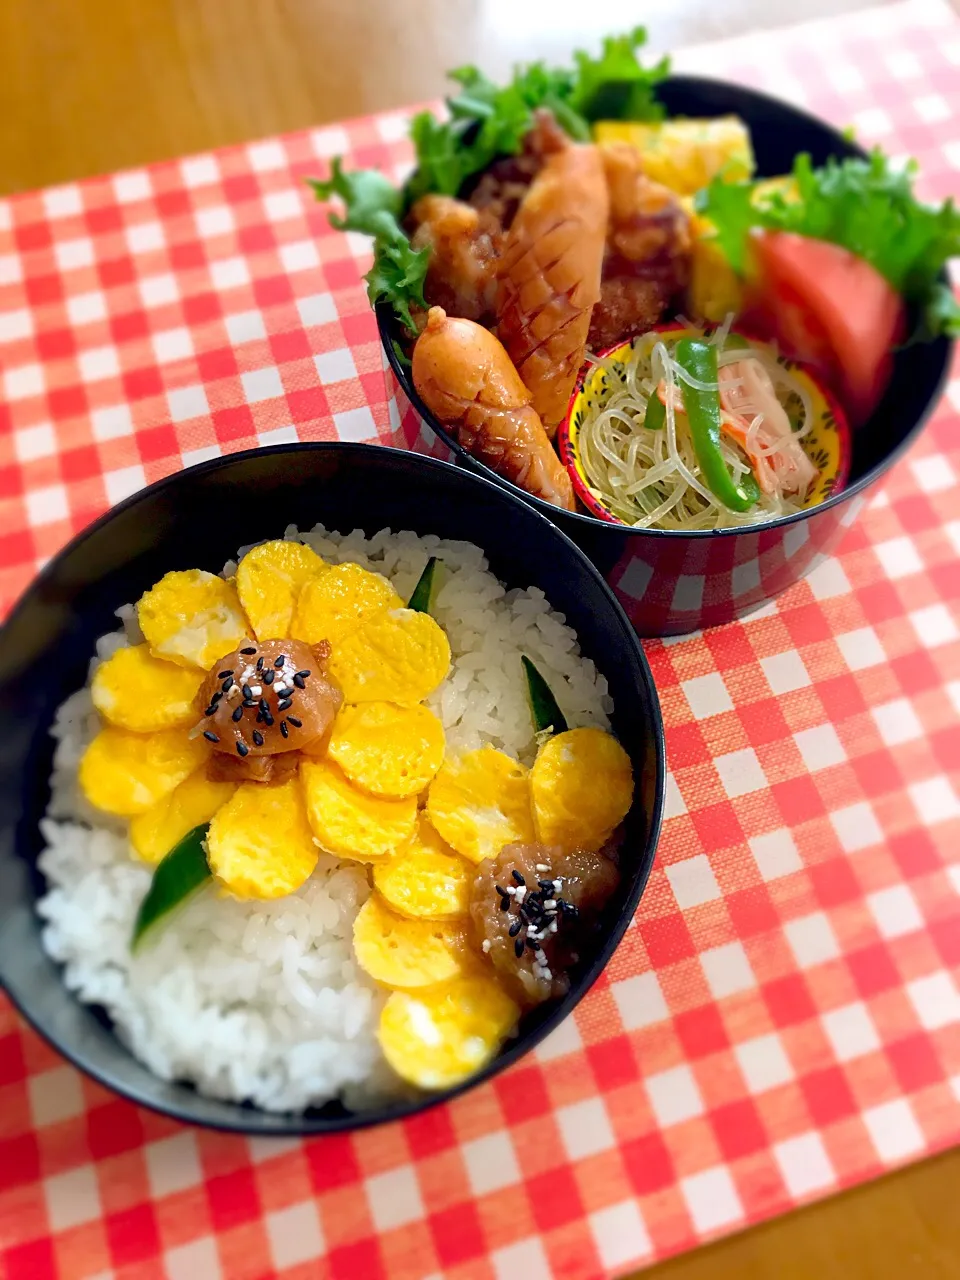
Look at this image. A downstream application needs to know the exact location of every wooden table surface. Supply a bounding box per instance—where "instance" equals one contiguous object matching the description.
[2,2,959,1276]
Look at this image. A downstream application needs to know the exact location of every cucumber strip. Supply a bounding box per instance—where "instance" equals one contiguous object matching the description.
[407,556,439,613]
[522,656,568,736]
[131,824,212,953]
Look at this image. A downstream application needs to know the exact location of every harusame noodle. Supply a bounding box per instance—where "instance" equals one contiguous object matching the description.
[577,325,817,530]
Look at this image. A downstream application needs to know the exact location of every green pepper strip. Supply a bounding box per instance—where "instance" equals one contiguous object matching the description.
[674,337,759,513]
[644,388,665,431]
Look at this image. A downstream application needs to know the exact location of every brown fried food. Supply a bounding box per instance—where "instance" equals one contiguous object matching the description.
[496,141,609,434]
[589,144,693,350]
[412,307,575,510]
[467,109,569,230]
[470,842,620,1007]
[408,195,501,326]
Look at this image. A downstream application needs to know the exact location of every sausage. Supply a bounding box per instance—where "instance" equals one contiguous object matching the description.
[495,142,609,435]
[412,307,575,511]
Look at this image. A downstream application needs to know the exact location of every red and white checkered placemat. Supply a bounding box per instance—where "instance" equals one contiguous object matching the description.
[2,2,959,1276]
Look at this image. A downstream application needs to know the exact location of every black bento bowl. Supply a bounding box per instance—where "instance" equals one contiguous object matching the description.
[380,75,954,636]
[0,443,665,1135]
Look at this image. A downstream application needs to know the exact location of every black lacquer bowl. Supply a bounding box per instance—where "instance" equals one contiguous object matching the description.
[380,76,954,636]
[0,443,665,1135]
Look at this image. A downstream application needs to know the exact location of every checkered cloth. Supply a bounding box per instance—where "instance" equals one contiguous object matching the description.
[2,1,960,1276]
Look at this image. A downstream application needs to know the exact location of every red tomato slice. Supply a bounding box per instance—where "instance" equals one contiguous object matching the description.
[746,231,905,425]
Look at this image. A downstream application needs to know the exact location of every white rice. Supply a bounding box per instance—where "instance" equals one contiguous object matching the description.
[36,524,613,1112]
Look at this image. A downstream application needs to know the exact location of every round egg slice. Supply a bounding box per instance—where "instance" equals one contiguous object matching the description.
[427,746,535,865]
[92,644,205,733]
[292,562,402,646]
[530,727,634,852]
[300,757,417,861]
[206,777,318,899]
[129,769,237,864]
[328,701,445,798]
[353,893,467,988]
[79,726,211,816]
[378,974,520,1089]
[328,608,451,706]
[373,816,471,919]
[235,539,327,640]
[137,569,251,671]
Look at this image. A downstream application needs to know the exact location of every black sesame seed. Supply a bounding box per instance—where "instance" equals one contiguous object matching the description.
[538,880,554,891]
[512,870,525,885]
[514,938,524,958]
[204,705,218,717]
[527,938,541,952]
[211,690,222,704]
[263,669,275,686]
[499,897,510,912]
[296,669,310,679]
[277,698,293,712]
[217,669,233,680]
[240,647,256,655]
[252,730,264,747]
[236,740,249,757]
[203,731,219,743]
[232,706,243,723]
[293,674,306,689]
[280,720,289,739]
[263,712,274,727]
[495,884,507,896]
[241,684,252,699]
[256,657,264,671]
[274,655,285,668]
[287,716,302,728]
[508,920,522,938]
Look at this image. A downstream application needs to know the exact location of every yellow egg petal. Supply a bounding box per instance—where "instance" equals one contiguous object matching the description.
[353,893,467,988]
[137,569,251,671]
[300,757,417,861]
[427,746,534,865]
[373,817,471,919]
[235,539,327,640]
[79,727,210,816]
[129,769,237,864]
[531,727,633,852]
[378,974,520,1089]
[91,644,205,733]
[328,608,450,706]
[328,702,445,798]
[206,777,318,899]
[291,562,402,646]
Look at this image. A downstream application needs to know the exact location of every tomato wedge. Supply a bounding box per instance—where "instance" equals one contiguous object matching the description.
[745,230,905,425]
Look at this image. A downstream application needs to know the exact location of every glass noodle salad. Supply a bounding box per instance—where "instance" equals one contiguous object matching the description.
[573,322,840,530]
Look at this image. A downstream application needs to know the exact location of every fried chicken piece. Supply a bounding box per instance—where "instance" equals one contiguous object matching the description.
[589,144,693,350]
[408,195,501,326]
[467,110,569,230]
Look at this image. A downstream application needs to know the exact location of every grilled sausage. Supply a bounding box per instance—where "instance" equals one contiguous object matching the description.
[412,307,575,510]
[495,142,609,435]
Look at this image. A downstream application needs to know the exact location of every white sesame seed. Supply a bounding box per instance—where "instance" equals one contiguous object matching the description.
[505,886,516,895]
[535,863,549,872]
[514,886,526,904]
[552,879,562,892]
[249,685,262,697]
[549,921,558,933]
[543,899,557,910]
[274,683,288,696]
[541,968,552,981]
[481,939,491,953]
